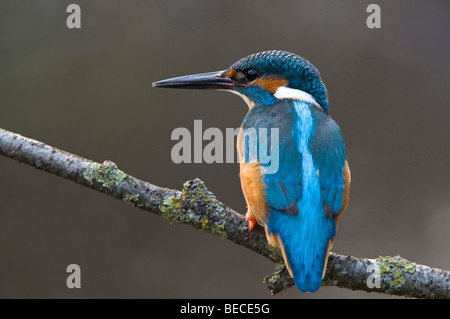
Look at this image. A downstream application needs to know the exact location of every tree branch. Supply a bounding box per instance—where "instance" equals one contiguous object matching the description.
[1,127,449,298]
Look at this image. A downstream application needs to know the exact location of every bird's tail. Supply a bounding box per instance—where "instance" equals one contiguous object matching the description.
[267,207,336,293]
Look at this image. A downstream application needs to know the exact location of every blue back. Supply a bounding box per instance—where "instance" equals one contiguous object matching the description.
[242,99,346,292]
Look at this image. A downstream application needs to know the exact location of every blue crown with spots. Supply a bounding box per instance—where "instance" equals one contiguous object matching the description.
[230,50,329,113]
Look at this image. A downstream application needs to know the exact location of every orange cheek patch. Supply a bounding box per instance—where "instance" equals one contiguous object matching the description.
[253,76,288,94]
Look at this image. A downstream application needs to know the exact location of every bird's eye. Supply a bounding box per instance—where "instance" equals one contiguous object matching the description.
[233,68,259,84]
[245,68,259,82]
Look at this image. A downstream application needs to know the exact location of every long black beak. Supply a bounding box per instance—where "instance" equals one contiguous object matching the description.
[152,70,234,90]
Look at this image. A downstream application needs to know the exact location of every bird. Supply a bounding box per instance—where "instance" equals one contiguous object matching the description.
[153,50,350,293]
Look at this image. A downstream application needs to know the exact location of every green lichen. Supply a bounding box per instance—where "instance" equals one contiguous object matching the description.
[83,160,126,188]
[266,244,283,263]
[263,244,287,286]
[198,215,228,240]
[159,196,183,224]
[377,255,417,290]
[122,193,142,207]
[181,178,228,239]
[265,262,286,284]
[158,182,228,240]
[182,178,217,205]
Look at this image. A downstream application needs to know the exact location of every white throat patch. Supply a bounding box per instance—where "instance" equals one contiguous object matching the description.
[274,86,319,107]
[222,86,320,110]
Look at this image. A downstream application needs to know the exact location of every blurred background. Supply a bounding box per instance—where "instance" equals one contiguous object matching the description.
[0,0,449,298]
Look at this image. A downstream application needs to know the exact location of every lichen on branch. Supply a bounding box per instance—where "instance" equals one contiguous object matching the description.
[159,179,228,240]
[83,160,126,188]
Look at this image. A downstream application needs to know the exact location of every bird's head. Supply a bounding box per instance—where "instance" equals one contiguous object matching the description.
[153,50,329,113]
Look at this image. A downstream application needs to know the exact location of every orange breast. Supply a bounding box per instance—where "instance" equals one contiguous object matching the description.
[335,160,351,228]
[237,127,269,224]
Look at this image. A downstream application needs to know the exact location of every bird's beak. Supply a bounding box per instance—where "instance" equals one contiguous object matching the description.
[152,70,235,90]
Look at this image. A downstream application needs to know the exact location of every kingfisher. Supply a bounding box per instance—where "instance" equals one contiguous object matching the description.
[153,50,350,293]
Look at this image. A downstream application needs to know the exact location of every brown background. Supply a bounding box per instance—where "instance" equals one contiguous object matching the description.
[0,0,449,298]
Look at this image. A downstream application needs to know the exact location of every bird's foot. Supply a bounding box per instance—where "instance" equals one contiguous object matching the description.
[246,215,258,232]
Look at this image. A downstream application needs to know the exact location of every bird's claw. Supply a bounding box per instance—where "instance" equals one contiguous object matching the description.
[246,216,258,232]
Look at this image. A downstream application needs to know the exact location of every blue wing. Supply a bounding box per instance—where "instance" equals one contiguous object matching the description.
[309,113,347,216]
